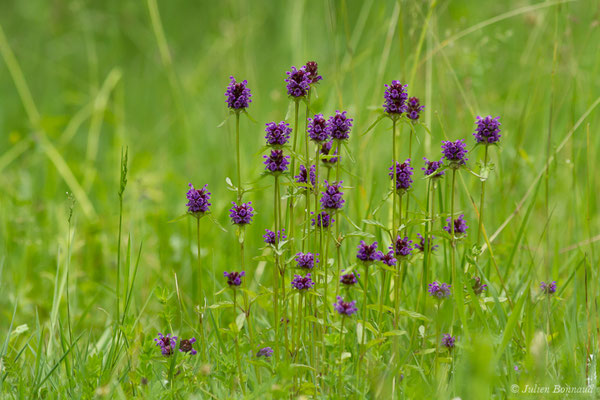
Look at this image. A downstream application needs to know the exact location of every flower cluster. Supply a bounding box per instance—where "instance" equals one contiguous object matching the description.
[392,236,413,257]
[474,115,501,144]
[155,333,177,357]
[264,121,292,146]
[304,61,322,84]
[441,139,468,167]
[230,202,254,225]
[428,281,451,299]
[441,334,456,349]
[186,183,211,214]
[321,180,344,210]
[380,251,397,266]
[415,233,437,252]
[308,114,328,143]
[296,165,316,188]
[471,276,488,295]
[383,81,408,114]
[389,159,414,191]
[540,281,557,295]
[257,347,274,358]
[295,252,318,269]
[225,76,252,110]
[340,270,359,286]
[357,241,383,263]
[423,157,444,178]
[263,149,290,173]
[263,229,286,245]
[285,66,311,98]
[444,214,468,236]
[312,211,334,228]
[326,111,353,141]
[406,97,425,120]
[320,141,338,166]
[291,273,315,290]
[333,296,358,316]
[178,338,197,355]
[224,271,245,287]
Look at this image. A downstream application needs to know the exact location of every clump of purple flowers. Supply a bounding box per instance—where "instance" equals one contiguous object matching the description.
[264,121,292,146]
[441,334,456,349]
[224,271,245,287]
[155,333,177,357]
[406,97,425,120]
[308,114,328,143]
[472,276,488,295]
[428,281,451,299]
[340,270,359,286]
[357,241,383,263]
[263,229,286,245]
[391,236,413,257]
[334,296,358,316]
[389,159,414,191]
[305,61,322,84]
[540,281,557,295]
[225,76,252,110]
[380,251,397,266]
[320,141,338,166]
[285,66,311,98]
[474,115,501,144]
[326,111,353,141]
[321,180,344,210]
[296,165,316,188]
[312,211,334,228]
[441,139,468,167]
[295,252,319,269]
[257,347,274,358]
[230,201,254,225]
[383,81,408,115]
[444,214,468,236]
[186,183,211,215]
[264,149,290,173]
[179,338,197,355]
[423,157,444,178]
[415,233,438,252]
[291,273,315,291]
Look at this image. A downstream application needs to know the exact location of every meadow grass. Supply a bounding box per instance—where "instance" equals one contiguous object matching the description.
[0,0,599,398]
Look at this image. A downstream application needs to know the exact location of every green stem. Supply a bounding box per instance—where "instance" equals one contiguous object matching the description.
[236,112,242,202]
[450,169,457,330]
[233,290,245,393]
[335,141,342,296]
[273,176,280,360]
[476,145,489,246]
[197,218,206,358]
[338,316,346,394]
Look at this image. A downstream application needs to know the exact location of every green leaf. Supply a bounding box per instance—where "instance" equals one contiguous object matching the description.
[235,312,246,332]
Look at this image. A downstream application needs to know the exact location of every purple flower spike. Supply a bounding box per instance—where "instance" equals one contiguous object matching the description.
[320,140,338,166]
[155,333,178,357]
[296,165,316,188]
[380,251,397,267]
[334,296,358,316]
[472,276,488,295]
[312,211,334,229]
[383,81,408,115]
[389,159,414,192]
[321,180,344,210]
[422,157,445,178]
[441,334,456,349]
[265,121,292,146]
[224,271,245,287]
[263,229,286,245]
[357,241,383,263]
[428,281,451,299]
[295,252,319,269]
[540,281,557,295]
[230,202,254,225]
[186,183,211,215]
[179,338,197,355]
[406,97,425,120]
[327,111,353,141]
[291,273,315,291]
[474,115,501,144]
[444,214,468,237]
[305,61,323,84]
[225,76,252,110]
[285,66,311,98]
[340,270,360,286]
[415,233,438,252]
[308,114,329,143]
[257,347,274,358]
[441,139,468,167]
[264,149,290,173]
[391,236,413,258]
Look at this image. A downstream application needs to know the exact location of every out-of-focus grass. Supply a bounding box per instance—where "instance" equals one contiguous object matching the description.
[0,0,599,398]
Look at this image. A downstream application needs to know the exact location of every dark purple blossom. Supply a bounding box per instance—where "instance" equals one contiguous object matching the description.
[224,271,245,287]
[357,241,383,263]
[308,114,328,143]
[257,347,274,358]
[320,180,344,210]
[285,66,311,98]
[389,159,414,191]
[441,139,468,167]
[291,273,315,291]
[230,202,254,225]
[540,281,557,295]
[263,229,286,245]
[444,214,468,236]
[312,211,334,229]
[441,334,456,349]
[186,183,211,214]
[474,115,501,144]
[333,296,358,316]
[179,338,197,355]
[264,149,290,173]
[320,140,338,166]
[380,251,397,267]
[428,281,451,299]
[155,333,177,357]
[391,236,413,257]
[225,76,252,110]
[422,157,444,178]
[295,252,319,269]
[296,165,316,188]
[264,121,292,146]
[327,111,353,141]
[471,276,488,295]
[340,270,360,286]
[406,97,425,120]
[305,61,322,84]
[383,81,408,115]
[415,233,438,252]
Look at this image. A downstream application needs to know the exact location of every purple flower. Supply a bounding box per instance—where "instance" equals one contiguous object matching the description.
[291,273,315,291]
[471,276,487,295]
[224,271,245,287]
[540,281,557,295]
[380,251,397,267]
[340,270,359,286]
[257,347,274,358]
[444,214,468,236]
[383,81,408,115]
[320,180,344,210]
[389,159,414,191]
[285,66,311,98]
[415,233,438,252]
[155,333,177,357]
[230,202,254,225]
[441,139,468,167]
[305,61,323,84]
[295,252,319,269]
[428,281,451,299]
[308,114,329,143]
[312,211,333,229]
[320,140,338,166]
[441,334,456,349]
[264,149,290,173]
[474,115,501,144]
[179,338,197,355]
[225,76,252,110]
[326,111,353,141]
[406,97,425,120]
[333,296,358,316]
[391,236,413,257]
[357,241,383,263]
[263,229,286,245]
[186,183,211,214]
[264,121,292,146]
[422,157,444,178]
[296,165,316,188]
